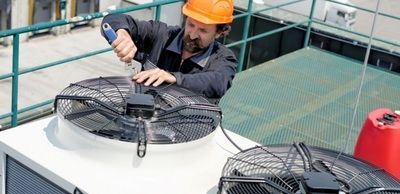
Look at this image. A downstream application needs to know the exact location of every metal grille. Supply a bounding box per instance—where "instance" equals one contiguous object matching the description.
[218,143,400,194]
[219,48,400,153]
[5,155,70,194]
[55,76,221,144]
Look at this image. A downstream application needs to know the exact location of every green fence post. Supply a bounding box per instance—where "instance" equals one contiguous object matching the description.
[11,34,20,127]
[155,5,161,21]
[303,0,316,47]
[237,0,253,72]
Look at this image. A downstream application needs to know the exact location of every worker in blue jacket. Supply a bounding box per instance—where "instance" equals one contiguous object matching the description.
[101,0,237,104]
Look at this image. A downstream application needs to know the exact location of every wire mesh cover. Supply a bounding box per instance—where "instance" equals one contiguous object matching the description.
[55,76,221,144]
[218,143,400,194]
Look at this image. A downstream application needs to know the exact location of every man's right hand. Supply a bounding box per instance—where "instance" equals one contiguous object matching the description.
[111,29,137,63]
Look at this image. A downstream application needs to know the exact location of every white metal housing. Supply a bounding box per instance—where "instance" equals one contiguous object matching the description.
[0,116,257,194]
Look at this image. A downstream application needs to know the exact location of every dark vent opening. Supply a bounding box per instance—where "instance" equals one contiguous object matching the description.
[6,155,70,194]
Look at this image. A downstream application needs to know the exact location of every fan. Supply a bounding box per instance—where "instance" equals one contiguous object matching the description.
[54,76,221,157]
[218,142,400,194]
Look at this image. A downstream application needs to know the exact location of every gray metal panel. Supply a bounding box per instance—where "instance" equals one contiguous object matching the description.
[0,0,11,30]
[76,0,91,16]
[5,155,70,194]
[33,1,53,24]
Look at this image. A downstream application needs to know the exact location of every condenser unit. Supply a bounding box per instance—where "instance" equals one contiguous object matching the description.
[0,76,257,194]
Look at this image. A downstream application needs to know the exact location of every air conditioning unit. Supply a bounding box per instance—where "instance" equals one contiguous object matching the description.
[0,76,257,194]
[218,143,400,194]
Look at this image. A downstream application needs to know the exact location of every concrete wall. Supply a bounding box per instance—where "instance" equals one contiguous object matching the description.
[10,0,63,41]
[9,0,29,42]
[0,0,11,45]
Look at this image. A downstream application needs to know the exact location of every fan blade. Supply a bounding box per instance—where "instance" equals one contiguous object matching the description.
[55,95,122,115]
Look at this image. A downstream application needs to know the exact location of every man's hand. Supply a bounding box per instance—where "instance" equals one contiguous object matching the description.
[133,69,177,87]
[111,29,137,63]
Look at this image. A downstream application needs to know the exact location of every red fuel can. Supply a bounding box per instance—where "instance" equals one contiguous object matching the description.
[354,108,400,180]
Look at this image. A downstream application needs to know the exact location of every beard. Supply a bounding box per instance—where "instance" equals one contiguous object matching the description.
[182,35,203,53]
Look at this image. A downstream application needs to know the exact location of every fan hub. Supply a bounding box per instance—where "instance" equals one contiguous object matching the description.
[300,172,340,194]
[126,93,155,118]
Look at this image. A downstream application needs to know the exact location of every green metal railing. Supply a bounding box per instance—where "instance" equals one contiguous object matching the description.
[0,0,399,128]
[0,0,181,128]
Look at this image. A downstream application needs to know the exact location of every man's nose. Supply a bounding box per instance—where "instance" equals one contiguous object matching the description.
[189,30,199,40]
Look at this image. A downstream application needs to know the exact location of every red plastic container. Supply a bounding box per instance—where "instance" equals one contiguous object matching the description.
[354,108,400,180]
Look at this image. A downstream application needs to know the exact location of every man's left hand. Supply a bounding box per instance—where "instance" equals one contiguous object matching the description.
[132,69,177,87]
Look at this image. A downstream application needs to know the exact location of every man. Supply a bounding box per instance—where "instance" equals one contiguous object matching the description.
[102,0,237,104]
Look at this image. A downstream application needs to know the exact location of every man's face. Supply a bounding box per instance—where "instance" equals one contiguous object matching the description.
[183,17,221,53]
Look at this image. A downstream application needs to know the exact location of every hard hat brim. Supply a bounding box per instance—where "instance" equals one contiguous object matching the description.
[182,4,233,25]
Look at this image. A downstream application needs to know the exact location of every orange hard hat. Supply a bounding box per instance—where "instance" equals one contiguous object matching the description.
[182,0,234,24]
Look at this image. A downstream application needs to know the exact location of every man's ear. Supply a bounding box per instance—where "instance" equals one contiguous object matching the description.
[216,25,231,39]
[215,32,223,39]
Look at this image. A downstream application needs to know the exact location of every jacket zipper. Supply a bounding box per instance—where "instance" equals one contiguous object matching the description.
[179,59,184,72]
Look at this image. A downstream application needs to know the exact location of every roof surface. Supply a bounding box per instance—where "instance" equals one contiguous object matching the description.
[220,47,400,153]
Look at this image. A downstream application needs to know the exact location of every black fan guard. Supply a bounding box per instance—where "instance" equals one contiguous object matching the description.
[218,143,400,194]
[54,76,221,156]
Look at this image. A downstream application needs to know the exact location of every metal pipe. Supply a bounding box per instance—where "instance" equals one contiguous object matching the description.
[20,48,111,75]
[11,34,20,127]
[18,100,54,114]
[0,113,12,120]
[0,48,112,80]
[237,0,253,72]
[330,0,381,170]
[0,99,53,121]
[303,0,317,47]
[155,5,161,21]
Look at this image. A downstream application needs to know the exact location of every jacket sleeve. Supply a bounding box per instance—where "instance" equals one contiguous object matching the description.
[101,14,170,62]
[172,50,237,99]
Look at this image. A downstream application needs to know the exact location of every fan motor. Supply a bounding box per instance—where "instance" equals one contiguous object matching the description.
[126,93,155,118]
